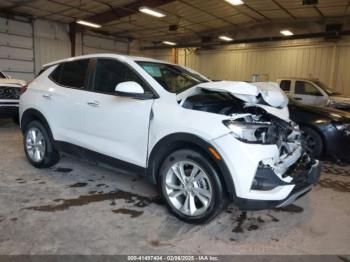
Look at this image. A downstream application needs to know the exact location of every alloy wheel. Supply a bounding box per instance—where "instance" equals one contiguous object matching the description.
[25,127,46,163]
[164,160,213,217]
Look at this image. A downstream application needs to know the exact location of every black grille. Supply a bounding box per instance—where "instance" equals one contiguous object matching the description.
[0,86,21,99]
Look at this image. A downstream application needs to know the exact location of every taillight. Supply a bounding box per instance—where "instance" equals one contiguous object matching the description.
[20,85,28,95]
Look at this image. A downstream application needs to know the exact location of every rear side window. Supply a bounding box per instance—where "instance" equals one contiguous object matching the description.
[280,80,291,92]
[93,59,150,94]
[49,59,89,89]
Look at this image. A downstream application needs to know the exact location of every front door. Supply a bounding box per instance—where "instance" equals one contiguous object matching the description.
[81,58,154,167]
[293,80,327,106]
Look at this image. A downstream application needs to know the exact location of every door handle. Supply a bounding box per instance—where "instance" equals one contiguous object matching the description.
[294,98,302,101]
[87,100,100,107]
[42,94,52,99]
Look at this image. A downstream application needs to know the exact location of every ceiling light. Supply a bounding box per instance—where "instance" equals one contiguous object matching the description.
[139,6,166,18]
[162,41,177,46]
[76,20,101,28]
[219,35,233,41]
[225,0,244,6]
[280,30,294,36]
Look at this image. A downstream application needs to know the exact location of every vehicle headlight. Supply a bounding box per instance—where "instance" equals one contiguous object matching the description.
[223,120,275,144]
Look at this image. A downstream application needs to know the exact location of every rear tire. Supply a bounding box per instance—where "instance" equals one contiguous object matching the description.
[159,149,226,224]
[23,120,60,168]
[301,126,323,158]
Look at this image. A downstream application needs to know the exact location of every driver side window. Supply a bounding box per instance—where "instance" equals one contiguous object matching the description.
[93,59,150,95]
[295,81,322,96]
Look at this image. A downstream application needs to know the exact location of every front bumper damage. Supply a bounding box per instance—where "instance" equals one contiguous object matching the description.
[212,134,321,210]
[238,155,321,210]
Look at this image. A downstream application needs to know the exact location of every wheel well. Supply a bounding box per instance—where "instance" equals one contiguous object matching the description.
[147,133,235,198]
[300,124,326,154]
[21,109,55,145]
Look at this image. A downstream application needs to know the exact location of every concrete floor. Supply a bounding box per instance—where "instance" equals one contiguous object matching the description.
[0,119,349,255]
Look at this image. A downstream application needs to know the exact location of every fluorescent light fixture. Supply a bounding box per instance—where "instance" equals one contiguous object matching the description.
[76,20,101,28]
[280,30,294,36]
[219,35,233,41]
[225,0,244,6]
[139,6,166,17]
[162,41,177,46]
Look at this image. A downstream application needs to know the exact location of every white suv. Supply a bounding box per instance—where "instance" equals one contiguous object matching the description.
[19,54,321,223]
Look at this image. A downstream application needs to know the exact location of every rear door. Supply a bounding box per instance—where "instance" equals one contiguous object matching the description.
[81,58,154,167]
[45,59,90,145]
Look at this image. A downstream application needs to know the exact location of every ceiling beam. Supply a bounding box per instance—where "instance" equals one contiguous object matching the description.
[271,0,297,20]
[141,30,350,50]
[86,0,176,25]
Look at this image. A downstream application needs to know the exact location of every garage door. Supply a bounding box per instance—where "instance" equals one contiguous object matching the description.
[0,17,34,82]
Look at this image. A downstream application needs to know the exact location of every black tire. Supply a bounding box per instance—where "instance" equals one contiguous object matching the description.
[12,114,19,125]
[301,126,323,158]
[159,149,226,224]
[23,120,60,168]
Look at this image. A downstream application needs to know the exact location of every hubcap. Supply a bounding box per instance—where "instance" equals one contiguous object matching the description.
[165,161,212,217]
[25,127,46,162]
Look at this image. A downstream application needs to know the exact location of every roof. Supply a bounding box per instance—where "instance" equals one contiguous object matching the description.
[43,53,171,68]
[277,77,320,81]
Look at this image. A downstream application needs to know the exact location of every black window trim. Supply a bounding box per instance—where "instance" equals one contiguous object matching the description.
[88,58,159,99]
[48,57,159,99]
[48,58,91,91]
[280,80,291,92]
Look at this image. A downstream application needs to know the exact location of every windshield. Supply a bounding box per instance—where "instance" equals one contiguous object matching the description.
[315,80,341,96]
[137,61,208,94]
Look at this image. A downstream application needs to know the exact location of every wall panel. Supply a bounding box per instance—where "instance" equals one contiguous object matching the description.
[172,40,350,95]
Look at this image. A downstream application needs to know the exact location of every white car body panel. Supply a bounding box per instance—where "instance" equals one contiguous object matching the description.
[20,54,314,203]
[0,78,26,87]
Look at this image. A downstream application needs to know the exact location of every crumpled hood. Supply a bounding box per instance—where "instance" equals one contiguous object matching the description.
[0,78,26,87]
[178,81,290,121]
[179,81,288,108]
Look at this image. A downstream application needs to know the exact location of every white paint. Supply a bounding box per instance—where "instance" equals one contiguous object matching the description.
[20,53,310,202]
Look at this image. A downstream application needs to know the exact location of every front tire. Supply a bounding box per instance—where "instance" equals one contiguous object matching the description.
[23,120,60,168]
[301,126,323,158]
[159,149,225,224]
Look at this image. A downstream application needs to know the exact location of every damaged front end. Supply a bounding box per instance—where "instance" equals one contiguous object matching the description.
[179,81,321,208]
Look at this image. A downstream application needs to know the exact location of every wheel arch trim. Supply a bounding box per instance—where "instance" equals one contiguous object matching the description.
[146,132,236,197]
[21,108,56,147]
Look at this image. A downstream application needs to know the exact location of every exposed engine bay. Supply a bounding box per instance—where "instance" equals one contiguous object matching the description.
[179,83,304,178]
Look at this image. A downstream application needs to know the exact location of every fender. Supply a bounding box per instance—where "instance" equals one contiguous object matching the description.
[146,132,236,197]
[21,108,56,147]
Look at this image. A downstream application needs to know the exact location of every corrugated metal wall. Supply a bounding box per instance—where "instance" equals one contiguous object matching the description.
[34,19,70,74]
[81,34,128,55]
[0,17,34,82]
[1,17,130,82]
[174,39,350,95]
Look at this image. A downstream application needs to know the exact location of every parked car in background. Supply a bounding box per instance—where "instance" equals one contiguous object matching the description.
[19,54,321,223]
[288,98,350,161]
[277,77,350,111]
[0,72,27,124]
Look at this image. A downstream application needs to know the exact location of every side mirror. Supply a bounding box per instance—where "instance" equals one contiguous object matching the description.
[115,81,144,97]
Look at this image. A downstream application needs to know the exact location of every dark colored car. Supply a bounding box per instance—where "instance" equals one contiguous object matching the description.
[288,98,350,161]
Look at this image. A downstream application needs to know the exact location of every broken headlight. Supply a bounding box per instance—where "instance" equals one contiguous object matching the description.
[223,119,277,144]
